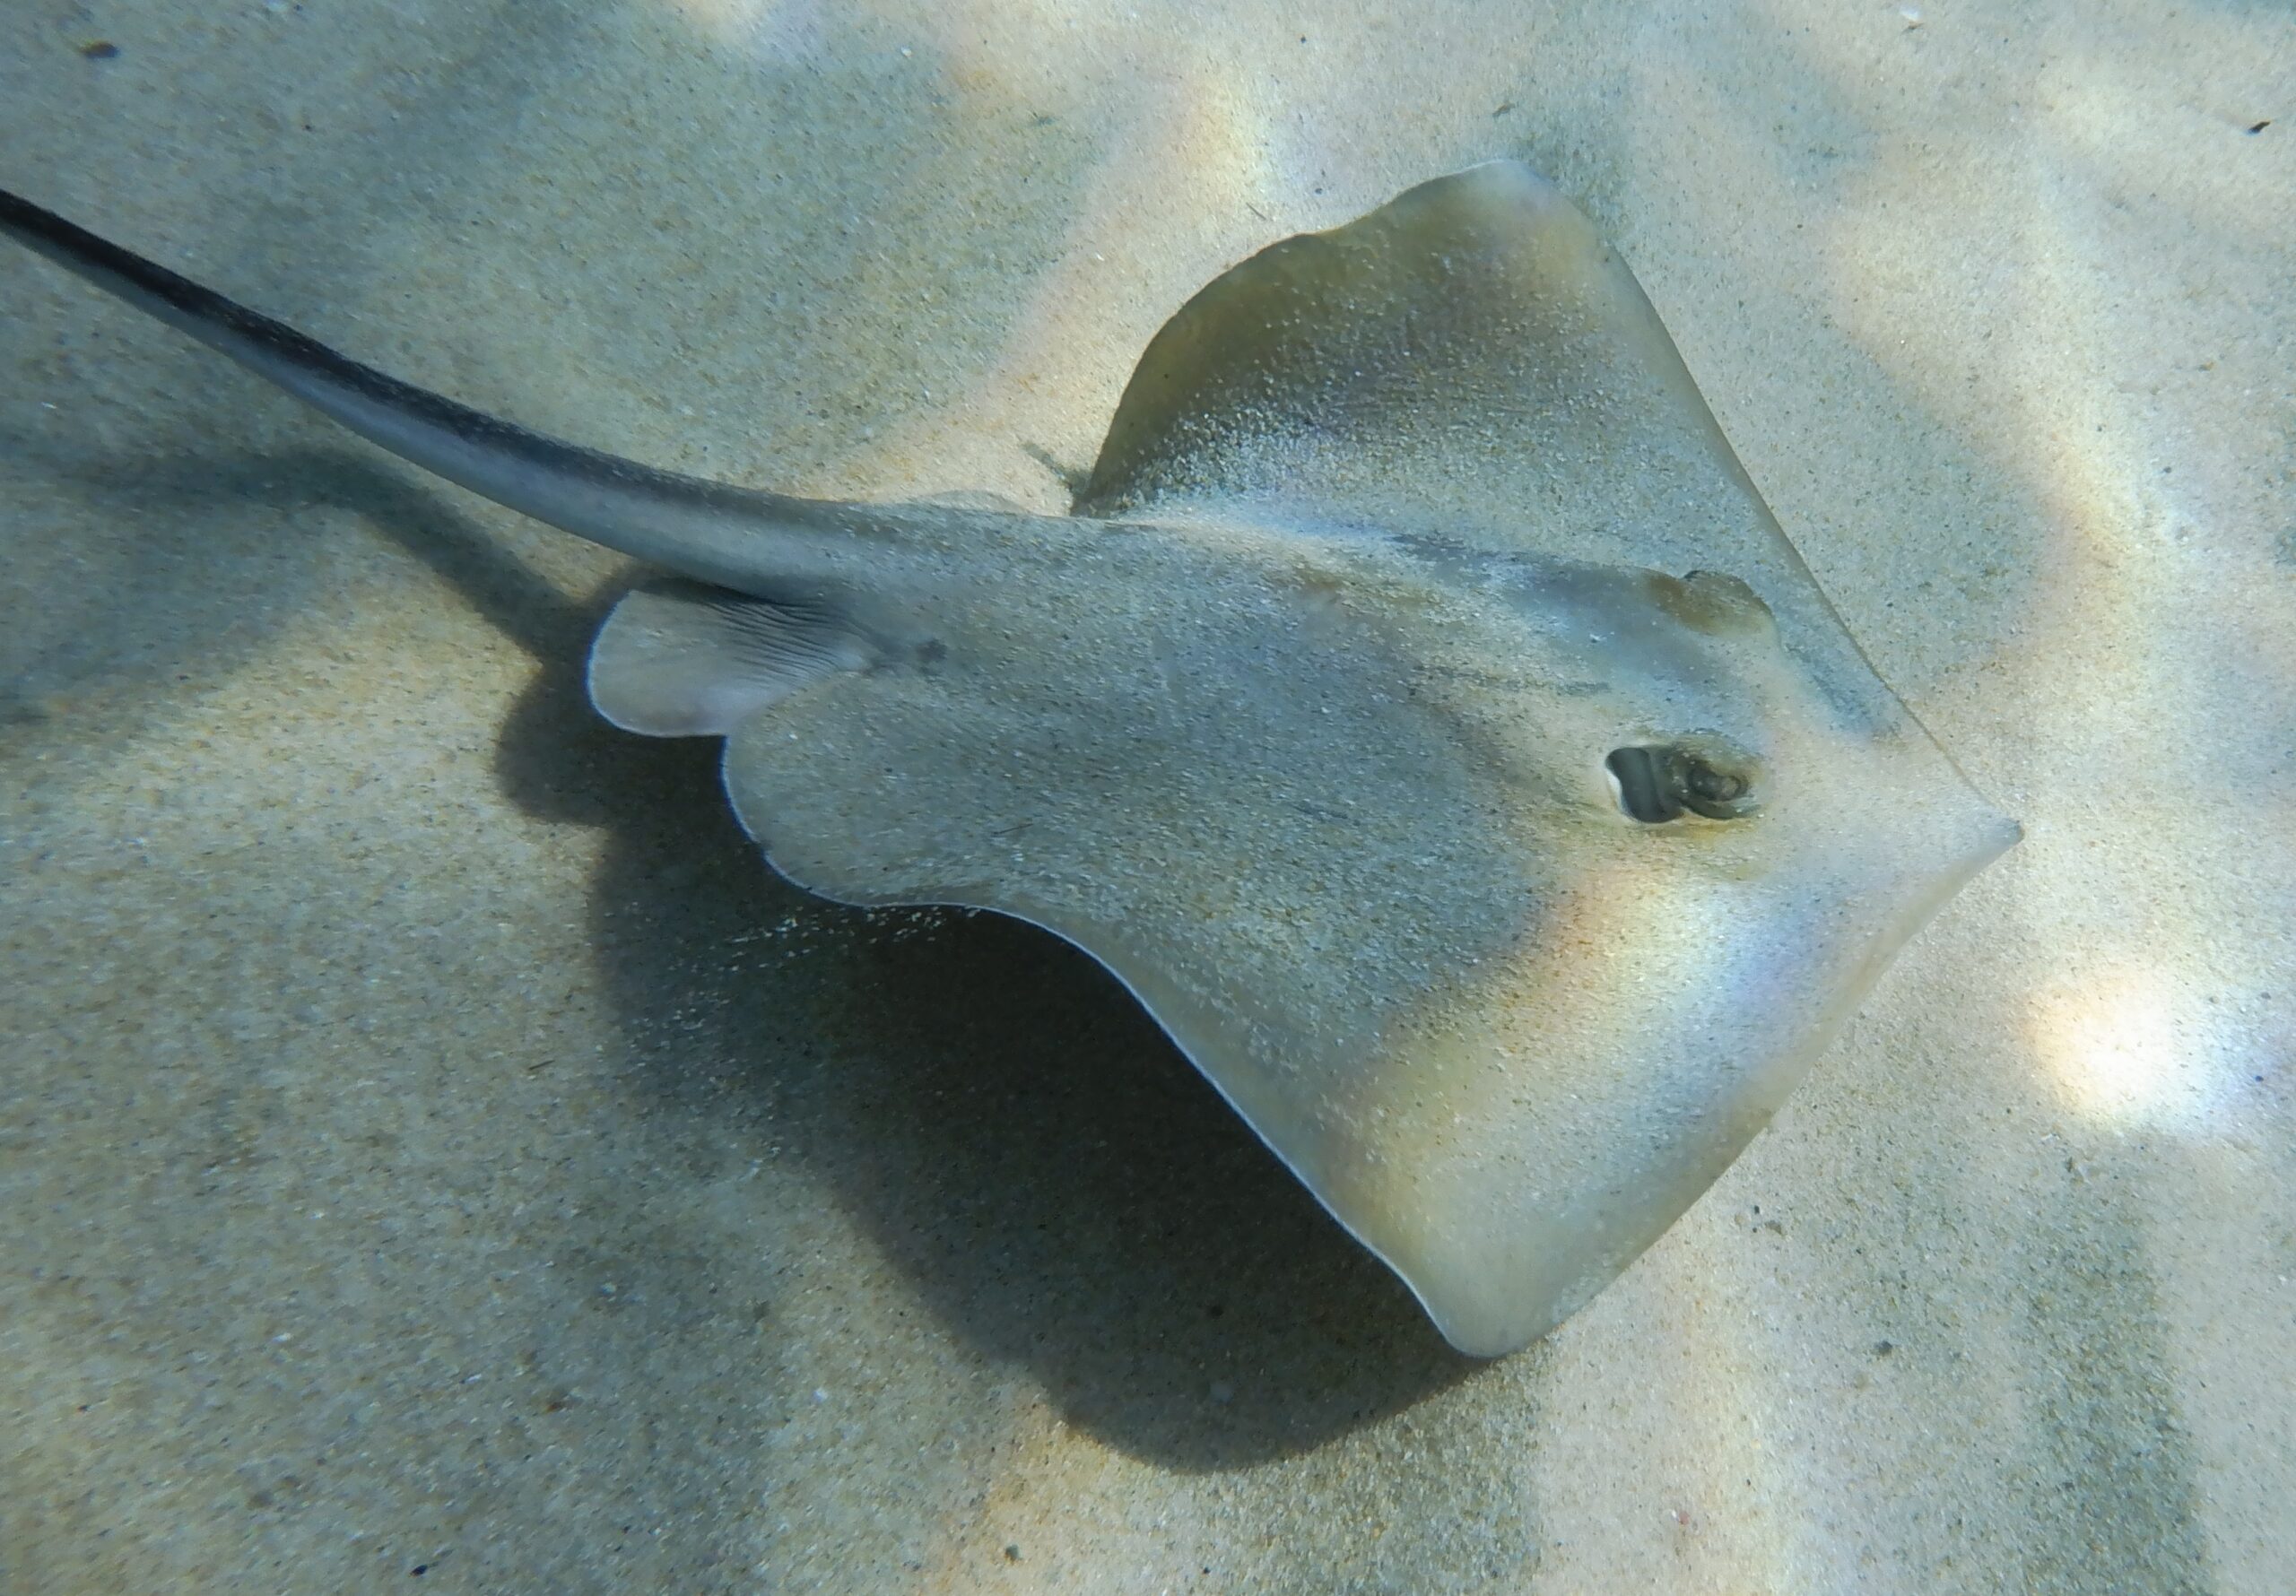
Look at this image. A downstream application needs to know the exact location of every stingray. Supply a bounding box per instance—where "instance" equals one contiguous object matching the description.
[0,162,2015,1356]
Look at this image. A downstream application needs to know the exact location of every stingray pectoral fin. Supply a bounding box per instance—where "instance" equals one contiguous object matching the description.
[1074,161,1921,732]
[718,657,2015,1355]
[707,531,2017,1355]
[1080,162,1768,568]
[1300,792,2015,1357]
[587,579,874,737]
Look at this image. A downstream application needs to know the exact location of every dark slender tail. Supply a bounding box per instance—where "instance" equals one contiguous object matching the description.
[0,187,866,593]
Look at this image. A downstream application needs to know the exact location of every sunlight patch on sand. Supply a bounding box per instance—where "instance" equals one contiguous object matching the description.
[2026,960,2217,1130]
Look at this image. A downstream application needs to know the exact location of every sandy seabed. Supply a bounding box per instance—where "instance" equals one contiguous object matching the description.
[2,2,2290,1592]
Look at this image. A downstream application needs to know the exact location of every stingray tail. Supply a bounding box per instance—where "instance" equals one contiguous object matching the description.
[0,186,867,594]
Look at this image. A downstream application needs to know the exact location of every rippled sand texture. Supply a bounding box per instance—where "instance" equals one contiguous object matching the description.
[2,2,2289,1592]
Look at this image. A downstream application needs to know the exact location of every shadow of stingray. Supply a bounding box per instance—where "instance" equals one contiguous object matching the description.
[489,585,1475,1469]
[505,622,1479,1471]
[54,438,1474,1466]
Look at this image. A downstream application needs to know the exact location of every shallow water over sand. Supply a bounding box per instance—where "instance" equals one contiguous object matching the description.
[3,2,2290,1590]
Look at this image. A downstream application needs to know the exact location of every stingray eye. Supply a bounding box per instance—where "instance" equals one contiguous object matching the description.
[1606,742,1760,824]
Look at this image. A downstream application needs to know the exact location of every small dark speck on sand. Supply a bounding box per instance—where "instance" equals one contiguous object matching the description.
[1874,1340,1896,1357]
[1004,1543,1022,1562]
[2246,120,2272,134]
[81,39,120,59]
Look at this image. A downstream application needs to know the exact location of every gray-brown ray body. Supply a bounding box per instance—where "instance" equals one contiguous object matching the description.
[0,162,2016,1356]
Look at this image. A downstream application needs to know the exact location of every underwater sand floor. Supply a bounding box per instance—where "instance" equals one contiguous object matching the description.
[2,1,2291,1590]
